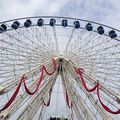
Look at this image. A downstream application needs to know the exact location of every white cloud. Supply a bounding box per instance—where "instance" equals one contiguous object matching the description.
[0,0,70,21]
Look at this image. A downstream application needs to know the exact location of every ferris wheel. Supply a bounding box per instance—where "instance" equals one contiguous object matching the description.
[0,16,119,120]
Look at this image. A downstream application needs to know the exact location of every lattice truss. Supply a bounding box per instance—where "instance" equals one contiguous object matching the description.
[0,16,119,120]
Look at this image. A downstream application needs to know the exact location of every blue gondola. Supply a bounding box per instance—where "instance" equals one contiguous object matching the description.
[24,19,32,28]
[11,21,20,29]
[50,19,56,26]
[109,30,117,38]
[0,24,7,33]
[86,23,93,31]
[37,19,44,26]
[1,24,7,31]
[0,27,4,33]
[97,26,104,34]
[74,21,80,29]
[62,19,68,27]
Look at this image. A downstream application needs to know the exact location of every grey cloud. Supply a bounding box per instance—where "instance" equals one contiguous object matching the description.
[1,0,120,30]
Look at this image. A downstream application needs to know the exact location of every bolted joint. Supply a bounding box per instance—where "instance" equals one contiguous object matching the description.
[0,86,6,95]
[116,96,120,104]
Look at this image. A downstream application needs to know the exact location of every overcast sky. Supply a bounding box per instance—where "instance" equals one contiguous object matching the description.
[0,0,120,119]
[0,0,120,29]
